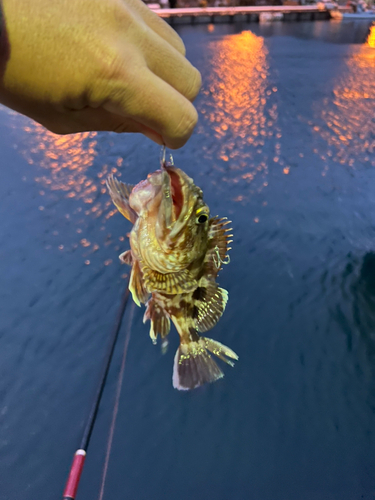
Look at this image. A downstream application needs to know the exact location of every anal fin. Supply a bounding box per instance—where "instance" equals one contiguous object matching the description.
[143,298,171,345]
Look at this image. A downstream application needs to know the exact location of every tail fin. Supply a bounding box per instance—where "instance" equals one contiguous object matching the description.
[172,337,238,391]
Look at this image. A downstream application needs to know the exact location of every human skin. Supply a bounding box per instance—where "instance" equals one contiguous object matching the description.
[0,0,201,148]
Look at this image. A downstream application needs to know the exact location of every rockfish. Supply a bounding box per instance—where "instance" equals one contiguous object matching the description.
[107,161,238,390]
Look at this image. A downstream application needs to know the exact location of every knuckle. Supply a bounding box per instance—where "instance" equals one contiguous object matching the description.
[172,34,186,57]
[184,68,202,102]
[91,60,135,109]
[98,50,128,83]
[153,16,186,55]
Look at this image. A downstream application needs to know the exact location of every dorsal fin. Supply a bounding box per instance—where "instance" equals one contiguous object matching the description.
[194,278,228,333]
[142,266,197,294]
[106,175,137,224]
[204,217,233,278]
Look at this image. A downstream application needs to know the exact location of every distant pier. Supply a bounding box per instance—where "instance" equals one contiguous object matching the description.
[153,5,344,23]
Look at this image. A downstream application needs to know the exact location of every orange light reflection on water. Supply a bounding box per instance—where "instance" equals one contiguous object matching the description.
[312,27,375,170]
[18,122,123,263]
[26,125,101,204]
[199,30,283,201]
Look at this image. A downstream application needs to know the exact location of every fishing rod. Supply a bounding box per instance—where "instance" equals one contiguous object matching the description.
[62,146,170,499]
[62,280,130,500]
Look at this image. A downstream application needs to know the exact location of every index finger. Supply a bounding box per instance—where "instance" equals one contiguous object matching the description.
[103,67,198,149]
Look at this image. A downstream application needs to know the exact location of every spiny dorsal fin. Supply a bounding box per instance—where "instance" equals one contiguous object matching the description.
[129,260,149,307]
[204,217,233,278]
[142,267,197,294]
[143,298,171,344]
[194,278,228,333]
[106,174,137,224]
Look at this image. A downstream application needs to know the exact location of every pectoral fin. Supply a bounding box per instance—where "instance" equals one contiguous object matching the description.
[194,278,228,333]
[107,175,137,224]
[119,250,133,266]
[142,267,197,294]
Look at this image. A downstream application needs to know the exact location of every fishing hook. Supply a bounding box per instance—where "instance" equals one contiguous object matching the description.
[160,145,174,168]
[213,245,230,269]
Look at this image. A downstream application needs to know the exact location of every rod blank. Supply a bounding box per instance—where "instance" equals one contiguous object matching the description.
[62,284,130,499]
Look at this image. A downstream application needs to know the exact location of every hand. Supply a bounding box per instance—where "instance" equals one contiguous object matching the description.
[0,0,201,148]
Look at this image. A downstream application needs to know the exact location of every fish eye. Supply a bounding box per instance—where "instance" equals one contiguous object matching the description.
[196,209,209,224]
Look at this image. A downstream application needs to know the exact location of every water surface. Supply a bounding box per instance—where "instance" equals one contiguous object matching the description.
[0,20,375,500]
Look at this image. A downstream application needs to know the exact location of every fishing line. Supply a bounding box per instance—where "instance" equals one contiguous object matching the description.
[62,277,130,500]
[98,302,135,500]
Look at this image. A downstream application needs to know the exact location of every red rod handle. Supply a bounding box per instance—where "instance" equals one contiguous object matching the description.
[62,449,86,500]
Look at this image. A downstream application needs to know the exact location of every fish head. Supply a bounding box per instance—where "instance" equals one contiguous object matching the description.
[129,166,210,255]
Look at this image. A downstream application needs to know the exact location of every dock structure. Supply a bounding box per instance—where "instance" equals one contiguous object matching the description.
[154,5,335,23]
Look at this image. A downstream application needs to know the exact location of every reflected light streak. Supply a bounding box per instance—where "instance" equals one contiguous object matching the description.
[312,30,375,169]
[198,31,283,201]
[20,122,121,218]
[23,123,101,203]
[17,121,123,263]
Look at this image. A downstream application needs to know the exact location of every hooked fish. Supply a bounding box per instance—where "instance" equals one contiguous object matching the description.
[106,157,238,390]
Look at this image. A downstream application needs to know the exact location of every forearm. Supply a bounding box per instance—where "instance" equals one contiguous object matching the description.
[0,0,10,82]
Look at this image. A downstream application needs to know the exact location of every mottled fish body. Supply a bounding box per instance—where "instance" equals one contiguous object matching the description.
[107,163,237,390]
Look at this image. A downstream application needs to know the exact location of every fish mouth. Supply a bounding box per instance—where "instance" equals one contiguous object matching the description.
[157,166,195,241]
[167,168,184,221]
[158,166,184,230]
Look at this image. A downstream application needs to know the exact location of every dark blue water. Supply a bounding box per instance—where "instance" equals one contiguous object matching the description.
[0,20,375,500]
